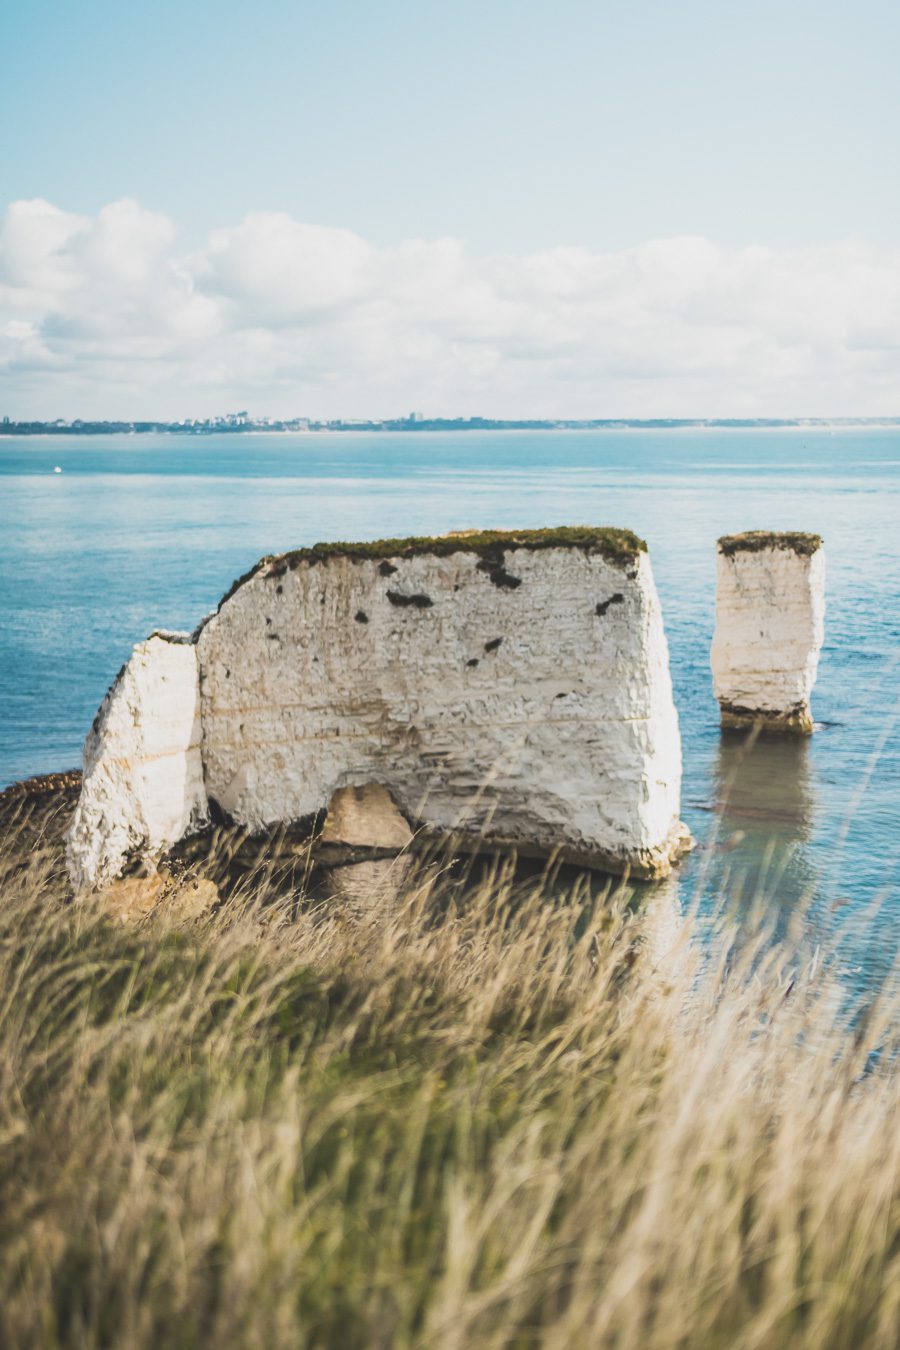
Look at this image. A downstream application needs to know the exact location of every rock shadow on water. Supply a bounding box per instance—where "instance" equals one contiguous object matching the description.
[696,729,820,945]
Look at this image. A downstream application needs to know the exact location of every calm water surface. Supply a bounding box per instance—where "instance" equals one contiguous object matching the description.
[1,430,898,992]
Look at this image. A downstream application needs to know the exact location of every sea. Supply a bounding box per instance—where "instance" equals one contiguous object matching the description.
[1,429,898,995]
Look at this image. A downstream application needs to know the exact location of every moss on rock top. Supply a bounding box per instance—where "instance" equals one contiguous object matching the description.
[717,530,823,558]
[281,526,646,567]
[208,527,647,620]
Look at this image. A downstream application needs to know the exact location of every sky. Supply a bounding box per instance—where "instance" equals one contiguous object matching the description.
[1,0,898,419]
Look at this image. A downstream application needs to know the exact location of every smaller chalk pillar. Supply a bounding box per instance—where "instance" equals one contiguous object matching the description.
[711,532,825,734]
[67,633,209,890]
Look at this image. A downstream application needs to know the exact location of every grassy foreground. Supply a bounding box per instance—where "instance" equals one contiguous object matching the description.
[0,820,898,1348]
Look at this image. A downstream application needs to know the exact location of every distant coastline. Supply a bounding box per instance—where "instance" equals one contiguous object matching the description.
[3,415,900,436]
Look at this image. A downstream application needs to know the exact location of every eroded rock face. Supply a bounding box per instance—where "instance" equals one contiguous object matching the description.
[196,530,688,878]
[317,783,415,910]
[68,529,690,888]
[67,634,208,889]
[711,532,825,734]
[319,783,414,853]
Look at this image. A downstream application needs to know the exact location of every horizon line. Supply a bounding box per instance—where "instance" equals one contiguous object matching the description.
[4,415,900,431]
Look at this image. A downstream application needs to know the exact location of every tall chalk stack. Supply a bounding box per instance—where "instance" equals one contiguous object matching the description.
[711,532,825,734]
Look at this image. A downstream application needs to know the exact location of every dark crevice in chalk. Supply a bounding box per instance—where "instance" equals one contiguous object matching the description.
[467,657,479,668]
[476,555,523,590]
[595,592,625,616]
[484,637,503,653]
[206,796,237,828]
[387,591,434,609]
[378,560,398,576]
[355,610,369,623]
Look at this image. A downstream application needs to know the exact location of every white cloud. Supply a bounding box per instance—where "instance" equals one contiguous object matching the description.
[1,198,899,418]
[197,213,373,322]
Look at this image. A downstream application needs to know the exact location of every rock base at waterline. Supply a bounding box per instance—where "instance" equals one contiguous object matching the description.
[717,702,815,735]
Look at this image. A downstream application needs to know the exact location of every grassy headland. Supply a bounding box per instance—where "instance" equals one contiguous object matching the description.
[0,795,897,1349]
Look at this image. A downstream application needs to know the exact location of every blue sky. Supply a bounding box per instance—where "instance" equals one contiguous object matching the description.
[1,0,898,417]
[3,0,897,251]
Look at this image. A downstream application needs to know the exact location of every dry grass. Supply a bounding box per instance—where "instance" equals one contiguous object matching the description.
[0,803,898,1349]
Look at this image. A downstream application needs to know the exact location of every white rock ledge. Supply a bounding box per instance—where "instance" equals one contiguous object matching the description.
[68,528,691,888]
[710,532,825,734]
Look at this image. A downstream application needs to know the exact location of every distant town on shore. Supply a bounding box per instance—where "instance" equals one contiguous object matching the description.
[3,412,899,435]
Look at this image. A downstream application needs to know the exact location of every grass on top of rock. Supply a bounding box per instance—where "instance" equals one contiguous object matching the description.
[266,525,641,575]
[0,798,898,1350]
[282,525,646,566]
[207,528,647,620]
[717,530,824,557]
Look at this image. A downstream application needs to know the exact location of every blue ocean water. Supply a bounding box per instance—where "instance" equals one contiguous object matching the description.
[1,429,898,989]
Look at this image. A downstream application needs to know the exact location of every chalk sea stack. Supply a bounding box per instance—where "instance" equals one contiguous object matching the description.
[67,527,690,889]
[66,635,208,891]
[711,531,825,734]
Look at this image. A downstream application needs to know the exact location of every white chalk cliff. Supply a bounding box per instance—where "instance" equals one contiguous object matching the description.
[67,634,209,889]
[711,532,825,733]
[68,528,690,888]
